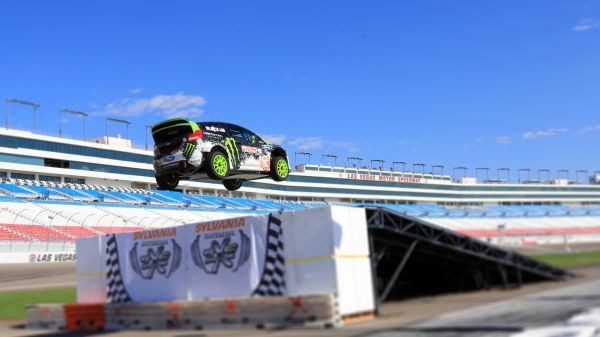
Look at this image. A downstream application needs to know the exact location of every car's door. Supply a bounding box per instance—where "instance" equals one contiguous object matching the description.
[224,125,243,170]
[226,125,258,171]
[243,128,271,172]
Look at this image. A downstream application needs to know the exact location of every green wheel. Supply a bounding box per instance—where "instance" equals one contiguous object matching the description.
[270,156,289,182]
[206,150,229,180]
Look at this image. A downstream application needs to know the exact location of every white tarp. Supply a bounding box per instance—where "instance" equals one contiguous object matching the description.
[102,213,284,303]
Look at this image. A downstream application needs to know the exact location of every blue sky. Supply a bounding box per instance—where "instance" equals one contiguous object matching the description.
[0,1,599,180]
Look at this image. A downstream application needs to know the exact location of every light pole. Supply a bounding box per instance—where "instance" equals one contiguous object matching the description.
[452,166,467,181]
[145,125,153,150]
[321,154,338,166]
[432,165,444,176]
[497,168,511,183]
[105,117,131,144]
[5,98,40,131]
[538,169,550,182]
[518,168,531,183]
[392,161,406,172]
[413,163,426,175]
[294,152,312,166]
[59,108,89,139]
[576,170,588,184]
[371,159,385,170]
[476,167,489,182]
[557,169,569,181]
[346,156,362,168]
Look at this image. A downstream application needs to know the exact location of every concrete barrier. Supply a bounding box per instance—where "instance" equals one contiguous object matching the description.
[26,294,343,331]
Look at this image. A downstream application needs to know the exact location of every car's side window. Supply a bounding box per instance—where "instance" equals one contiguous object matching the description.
[243,129,262,145]
[228,128,246,143]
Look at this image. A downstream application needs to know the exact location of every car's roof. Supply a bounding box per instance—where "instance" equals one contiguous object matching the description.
[198,121,248,131]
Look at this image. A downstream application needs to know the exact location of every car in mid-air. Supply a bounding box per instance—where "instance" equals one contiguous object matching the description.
[151,118,289,191]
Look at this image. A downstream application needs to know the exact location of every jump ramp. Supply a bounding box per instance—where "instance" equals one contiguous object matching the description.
[26,205,569,331]
[366,206,571,303]
[28,206,374,331]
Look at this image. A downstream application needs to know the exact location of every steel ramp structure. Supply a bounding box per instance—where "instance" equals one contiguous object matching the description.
[365,206,571,306]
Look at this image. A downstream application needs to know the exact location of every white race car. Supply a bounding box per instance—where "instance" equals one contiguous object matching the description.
[152,118,289,191]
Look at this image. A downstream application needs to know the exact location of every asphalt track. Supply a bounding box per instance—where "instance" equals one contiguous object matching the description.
[0,263,75,292]
[1,265,599,337]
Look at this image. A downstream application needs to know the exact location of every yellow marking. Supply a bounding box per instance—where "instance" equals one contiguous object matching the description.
[336,254,370,259]
[285,254,369,265]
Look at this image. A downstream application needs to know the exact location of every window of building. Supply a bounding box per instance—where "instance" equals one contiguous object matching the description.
[0,135,153,164]
[65,177,85,184]
[132,182,146,189]
[11,173,35,180]
[44,158,69,168]
[0,172,6,178]
[39,175,61,182]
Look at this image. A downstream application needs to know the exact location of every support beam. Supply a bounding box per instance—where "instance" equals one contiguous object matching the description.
[380,240,419,302]
[369,234,381,314]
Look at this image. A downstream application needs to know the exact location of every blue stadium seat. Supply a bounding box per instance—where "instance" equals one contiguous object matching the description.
[0,195,23,202]
[53,187,94,200]
[183,195,223,208]
[0,183,37,197]
[104,191,140,203]
[24,185,66,199]
[151,190,191,204]
[80,189,118,202]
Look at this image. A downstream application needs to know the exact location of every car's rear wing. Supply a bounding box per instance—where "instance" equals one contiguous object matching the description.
[151,118,201,148]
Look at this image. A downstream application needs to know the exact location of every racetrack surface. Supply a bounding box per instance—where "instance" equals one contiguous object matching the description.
[1,266,599,337]
[0,263,75,292]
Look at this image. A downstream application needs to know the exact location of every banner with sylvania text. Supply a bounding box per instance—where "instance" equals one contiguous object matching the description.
[104,213,285,303]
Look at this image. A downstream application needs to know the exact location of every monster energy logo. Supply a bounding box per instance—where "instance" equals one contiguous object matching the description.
[183,142,196,158]
[224,137,240,166]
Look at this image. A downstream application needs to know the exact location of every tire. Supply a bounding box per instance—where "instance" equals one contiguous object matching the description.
[205,150,229,180]
[270,156,289,182]
[223,179,243,191]
[156,174,179,190]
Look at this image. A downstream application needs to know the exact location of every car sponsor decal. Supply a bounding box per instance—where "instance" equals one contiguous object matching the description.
[183,143,196,158]
[205,125,226,133]
[162,154,175,163]
[260,155,271,171]
[224,137,240,167]
[241,145,258,153]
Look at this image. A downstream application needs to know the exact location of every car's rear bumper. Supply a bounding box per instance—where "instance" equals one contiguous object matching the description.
[154,151,203,176]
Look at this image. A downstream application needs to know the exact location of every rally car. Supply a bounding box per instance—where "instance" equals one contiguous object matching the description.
[151,118,289,191]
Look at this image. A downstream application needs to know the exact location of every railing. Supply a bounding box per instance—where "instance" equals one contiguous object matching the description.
[0,240,75,253]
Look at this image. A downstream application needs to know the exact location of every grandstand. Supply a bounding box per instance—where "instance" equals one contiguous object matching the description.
[0,124,593,306]
[1,124,600,259]
[2,127,600,205]
[0,177,599,252]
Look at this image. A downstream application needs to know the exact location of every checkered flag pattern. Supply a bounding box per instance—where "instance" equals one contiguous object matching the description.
[106,234,132,303]
[252,213,286,296]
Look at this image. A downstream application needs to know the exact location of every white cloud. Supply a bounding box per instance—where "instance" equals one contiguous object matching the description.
[288,137,324,150]
[103,92,207,118]
[330,140,359,152]
[573,17,600,32]
[261,134,286,144]
[522,128,568,140]
[129,87,143,94]
[496,136,512,144]
[577,124,600,134]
